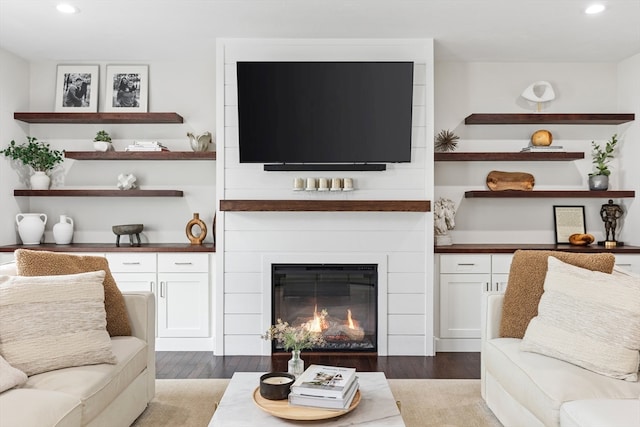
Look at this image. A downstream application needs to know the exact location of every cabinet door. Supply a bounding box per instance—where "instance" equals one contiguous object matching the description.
[157,272,209,338]
[440,273,489,338]
[491,273,509,293]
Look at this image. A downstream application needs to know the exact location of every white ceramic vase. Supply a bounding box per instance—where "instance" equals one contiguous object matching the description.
[30,171,50,190]
[53,215,74,244]
[16,213,47,245]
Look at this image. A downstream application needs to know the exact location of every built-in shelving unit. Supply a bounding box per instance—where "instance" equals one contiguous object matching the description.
[220,200,431,212]
[14,189,184,197]
[14,112,184,124]
[434,243,640,254]
[65,151,215,160]
[464,113,635,125]
[435,152,584,161]
[464,190,635,198]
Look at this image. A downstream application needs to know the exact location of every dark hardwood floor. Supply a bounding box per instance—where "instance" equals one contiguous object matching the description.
[155,352,481,379]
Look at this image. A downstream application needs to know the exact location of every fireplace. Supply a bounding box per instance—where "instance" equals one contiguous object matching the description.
[271,264,377,353]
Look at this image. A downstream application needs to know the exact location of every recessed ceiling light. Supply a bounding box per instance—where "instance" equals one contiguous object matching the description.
[56,3,79,14]
[585,4,606,14]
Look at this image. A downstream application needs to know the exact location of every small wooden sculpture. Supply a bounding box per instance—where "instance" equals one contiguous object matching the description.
[486,171,535,191]
[186,213,207,245]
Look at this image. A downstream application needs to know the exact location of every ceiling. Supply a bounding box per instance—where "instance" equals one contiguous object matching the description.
[1,0,639,63]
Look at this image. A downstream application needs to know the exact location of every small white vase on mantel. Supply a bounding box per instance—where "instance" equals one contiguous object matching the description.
[30,171,50,190]
[53,215,74,245]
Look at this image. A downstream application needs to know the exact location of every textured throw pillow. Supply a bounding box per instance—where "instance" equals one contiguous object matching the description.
[0,271,117,376]
[521,257,640,381]
[0,355,28,392]
[15,249,131,336]
[499,250,615,338]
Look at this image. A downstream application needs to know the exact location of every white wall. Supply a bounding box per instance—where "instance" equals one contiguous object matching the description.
[0,48,30,246]
[434,62,639,244]
[617,53,640,246]
[216,39,435,356]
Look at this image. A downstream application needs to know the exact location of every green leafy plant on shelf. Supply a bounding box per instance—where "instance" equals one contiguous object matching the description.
[589,134,618,177]
[0,136,63,172]
[94,130,112,142]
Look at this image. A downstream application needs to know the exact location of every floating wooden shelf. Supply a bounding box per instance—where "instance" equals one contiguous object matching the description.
[14,112,184,124]
[65,151,215,160]
[0,243,215,253]
[464,113,634,125]
[434,244,640,254]
[219,200,431,212]
[14,189,184,197]
[435,152,584,161]
[464,190,635,198]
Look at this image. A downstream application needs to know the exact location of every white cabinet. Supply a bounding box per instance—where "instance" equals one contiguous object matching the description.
[614,254,640,274]
[437,253,513,351]
[106,252,212,350]
[157,253,210,338]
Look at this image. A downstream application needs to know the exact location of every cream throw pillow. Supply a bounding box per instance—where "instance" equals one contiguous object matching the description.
[521,257,640,381]
[0,355,27,392]
[0,271,117,376]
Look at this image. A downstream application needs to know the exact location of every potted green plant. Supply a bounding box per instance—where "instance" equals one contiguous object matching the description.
[93,130,114,152]
[0,136,63,189]
[588,134,618,191]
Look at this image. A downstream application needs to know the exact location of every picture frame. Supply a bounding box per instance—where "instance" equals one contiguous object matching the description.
[54,65,99,112]
[553,205,586,244]
[104,65,148,112]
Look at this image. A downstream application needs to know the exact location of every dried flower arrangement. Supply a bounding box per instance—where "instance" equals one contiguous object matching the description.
[435,129,460,152]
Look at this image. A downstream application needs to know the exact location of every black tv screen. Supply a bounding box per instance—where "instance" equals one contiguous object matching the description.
[236,61,414,166]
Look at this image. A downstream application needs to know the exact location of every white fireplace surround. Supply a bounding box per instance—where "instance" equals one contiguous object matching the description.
[260,253,389,356]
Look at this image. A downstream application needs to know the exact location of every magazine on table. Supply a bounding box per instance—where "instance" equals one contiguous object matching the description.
[289,378,359,410]
[290,364,357,398]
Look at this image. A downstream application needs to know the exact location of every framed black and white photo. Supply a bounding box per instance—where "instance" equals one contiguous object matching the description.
[553,205,586,244]
[55,65,99,112]
[104,65,148,112]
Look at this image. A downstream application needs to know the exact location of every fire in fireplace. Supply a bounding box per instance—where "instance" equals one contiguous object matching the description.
[271,264,377,353]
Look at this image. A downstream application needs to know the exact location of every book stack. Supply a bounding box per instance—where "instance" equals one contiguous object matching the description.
[520,145,565,152]
[125,141,169,152]
[288,364,359,410]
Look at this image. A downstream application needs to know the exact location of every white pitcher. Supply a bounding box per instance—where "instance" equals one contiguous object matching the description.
[16,213,47,245]
[187,132,213,152]
[53,215,74,245]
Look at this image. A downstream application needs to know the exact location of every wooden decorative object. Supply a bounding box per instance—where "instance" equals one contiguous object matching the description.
[486,171,535,191]
[185,213,207,245]
[569,233,595,246]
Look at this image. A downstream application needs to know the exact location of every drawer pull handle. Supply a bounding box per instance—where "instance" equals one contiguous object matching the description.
[122,262,141,265]
[160,281,165,298]
[174,262,193,265]
[457,263,475,266]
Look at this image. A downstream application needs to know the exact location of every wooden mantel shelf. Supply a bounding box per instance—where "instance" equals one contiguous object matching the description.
[219,200,431,212]
[14,112,184,124]
[464,113,634,125]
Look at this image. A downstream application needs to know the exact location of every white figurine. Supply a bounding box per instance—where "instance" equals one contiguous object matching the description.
[117,173,137,190]
[434,198,456,246]
[521,81,556,111]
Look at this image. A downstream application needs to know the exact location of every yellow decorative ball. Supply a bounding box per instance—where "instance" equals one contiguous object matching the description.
[531,129,553,146]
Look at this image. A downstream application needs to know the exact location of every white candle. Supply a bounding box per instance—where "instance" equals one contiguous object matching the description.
[318,178,328,190]
[293,177,304,190]
[331,178,342,191]
[343,178,353,190]
[262,376,293,385]
[306,178,317,190]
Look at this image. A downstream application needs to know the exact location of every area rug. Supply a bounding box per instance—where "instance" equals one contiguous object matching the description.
[132,378,502,426]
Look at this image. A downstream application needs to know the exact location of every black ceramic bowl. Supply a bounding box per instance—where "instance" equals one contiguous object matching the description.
[259,372,295,400]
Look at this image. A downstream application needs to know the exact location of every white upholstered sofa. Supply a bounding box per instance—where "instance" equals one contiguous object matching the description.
[0,262,156,427]
[482,290,640,427]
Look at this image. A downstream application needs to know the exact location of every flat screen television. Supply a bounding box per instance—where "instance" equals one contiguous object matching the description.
[236,61,414,170]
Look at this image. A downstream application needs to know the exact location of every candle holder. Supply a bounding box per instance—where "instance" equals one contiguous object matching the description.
[259,372,295,400]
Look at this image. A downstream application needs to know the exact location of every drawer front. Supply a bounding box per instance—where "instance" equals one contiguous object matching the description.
[158,253,209,273]
[440,255,491,274]
[491,254,514,274]
[106,253,157,272]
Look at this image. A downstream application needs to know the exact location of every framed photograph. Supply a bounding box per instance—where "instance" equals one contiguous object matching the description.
[54,65,99,112]
[104,65,148,112]
[553,205,586,244]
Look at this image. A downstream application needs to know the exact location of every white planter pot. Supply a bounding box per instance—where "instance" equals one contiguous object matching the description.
[93,141,114,152]
[30,171,51,190]
[16,213,47,245]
